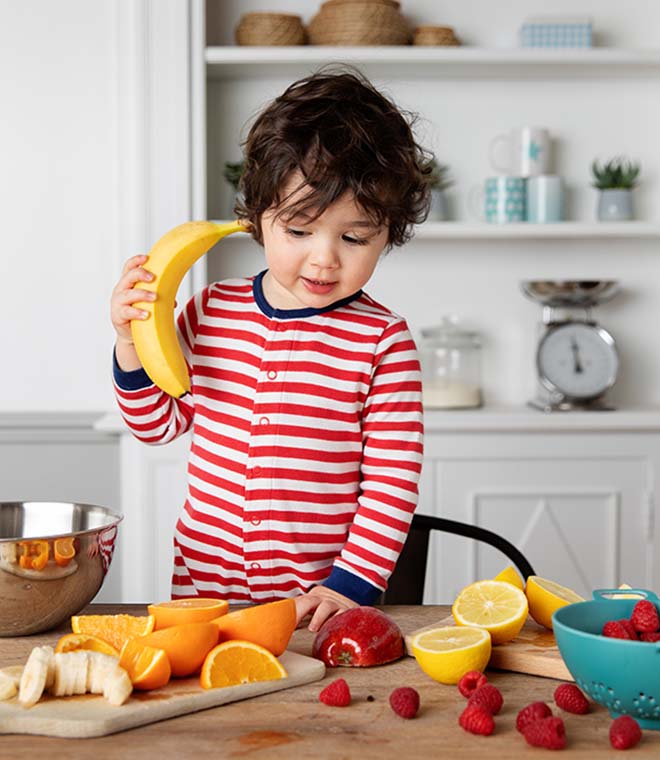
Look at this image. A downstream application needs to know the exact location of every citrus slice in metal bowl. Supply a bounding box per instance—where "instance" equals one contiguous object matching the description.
[411,626,491,684]
[452,580,528,644]
[525,576,584,631]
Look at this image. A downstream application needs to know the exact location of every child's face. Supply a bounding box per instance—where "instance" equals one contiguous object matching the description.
[259,173,388,311]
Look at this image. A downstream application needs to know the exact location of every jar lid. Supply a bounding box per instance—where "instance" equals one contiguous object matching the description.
[421,316,481,346]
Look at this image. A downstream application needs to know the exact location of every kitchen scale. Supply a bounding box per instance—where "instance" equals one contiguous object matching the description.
[521,280,621,412]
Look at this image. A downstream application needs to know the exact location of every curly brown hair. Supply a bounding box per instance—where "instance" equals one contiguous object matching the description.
[234,67,432,248]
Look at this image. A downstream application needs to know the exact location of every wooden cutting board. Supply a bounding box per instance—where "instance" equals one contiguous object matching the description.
[405,616,573,681]
[0,650,325,738]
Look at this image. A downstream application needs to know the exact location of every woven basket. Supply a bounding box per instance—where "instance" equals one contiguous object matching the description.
[235,13,306,46]
[308,0,411,46]
[413,25,460,46]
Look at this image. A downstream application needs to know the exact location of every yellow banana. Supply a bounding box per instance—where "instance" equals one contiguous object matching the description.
[130,220,247,397]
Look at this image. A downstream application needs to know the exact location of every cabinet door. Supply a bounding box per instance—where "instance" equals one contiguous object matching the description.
[419,435,653,604]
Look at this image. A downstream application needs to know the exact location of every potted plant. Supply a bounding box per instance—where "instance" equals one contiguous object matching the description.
[591,157,640,221]
[223,160,245,218]
[426,159,453,221]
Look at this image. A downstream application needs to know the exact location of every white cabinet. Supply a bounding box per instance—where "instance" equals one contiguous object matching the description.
[420,410,660,603]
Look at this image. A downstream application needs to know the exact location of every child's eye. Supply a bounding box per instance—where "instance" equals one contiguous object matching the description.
[285,227,308,237]
[343,235,369,245]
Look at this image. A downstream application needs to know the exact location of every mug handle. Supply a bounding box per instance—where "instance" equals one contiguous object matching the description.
[489,134,511,174]
[467,184,485,221]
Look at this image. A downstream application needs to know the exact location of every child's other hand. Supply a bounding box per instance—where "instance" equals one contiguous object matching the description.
[110,254,156,343]
[294,585,358,633]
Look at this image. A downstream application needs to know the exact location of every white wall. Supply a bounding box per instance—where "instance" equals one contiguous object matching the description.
[0,0,119,412]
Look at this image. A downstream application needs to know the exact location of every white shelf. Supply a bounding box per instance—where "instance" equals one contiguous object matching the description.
[206,46,660,79]
[212,221,660,241]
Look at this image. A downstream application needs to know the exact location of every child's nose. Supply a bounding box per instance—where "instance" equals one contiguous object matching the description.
[310,238,339,268]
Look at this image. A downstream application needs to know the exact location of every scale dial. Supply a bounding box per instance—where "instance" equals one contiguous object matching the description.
[537,322,618,401]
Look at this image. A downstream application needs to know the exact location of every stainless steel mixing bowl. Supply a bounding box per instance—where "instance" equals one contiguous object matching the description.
[0,502,122,636]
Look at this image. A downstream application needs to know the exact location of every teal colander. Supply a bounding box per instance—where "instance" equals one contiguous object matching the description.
[553,588,660,730]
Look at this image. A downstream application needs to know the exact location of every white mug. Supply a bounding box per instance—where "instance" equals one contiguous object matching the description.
[489,127,551,177]
[526,175,563,223]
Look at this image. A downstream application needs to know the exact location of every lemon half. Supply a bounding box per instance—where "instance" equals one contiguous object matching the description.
[493,565,525,591]
[452,580,528,644]
[525,576,584,630]
[411,626,491,684]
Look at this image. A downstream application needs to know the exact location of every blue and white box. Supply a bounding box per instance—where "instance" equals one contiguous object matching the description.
[520,16,593,48]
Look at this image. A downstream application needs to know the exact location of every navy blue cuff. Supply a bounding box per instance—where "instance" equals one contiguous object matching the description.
[322,566,382,606]
[112,347,154,391]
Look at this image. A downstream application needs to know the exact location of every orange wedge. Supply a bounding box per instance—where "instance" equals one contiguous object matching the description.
[53,537,76,567]
[200,640,287,689]
[55,632,120,657]
[148,598,229,630]
[211,598,296,656]
[119,639,171,690]
[138,622,219,677]
[71,613,155,652]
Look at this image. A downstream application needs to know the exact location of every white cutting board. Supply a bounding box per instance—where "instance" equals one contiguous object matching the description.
[0,650,325,738]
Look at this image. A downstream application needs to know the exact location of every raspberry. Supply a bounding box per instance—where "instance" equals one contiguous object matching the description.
[389,687,420,719]
[516,701,553,733]
[618,618,638,639]
[457,670,488,698]
[640,631,660,642]
[467,683,503,715]
[459,704,495,736]
[319,677,351,707]
[523,716,567,750]
[630,600,660,633]
[554,683,590,715]
[609,715,642,750]
[602,620,634,639]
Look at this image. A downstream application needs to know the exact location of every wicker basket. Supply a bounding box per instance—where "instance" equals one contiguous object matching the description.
[308,0,411,46]
[235,12,306,46]
[413,25,460,46]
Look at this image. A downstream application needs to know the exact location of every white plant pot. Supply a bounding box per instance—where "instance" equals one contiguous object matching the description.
[428,189,450,221]
[597,189,634,221]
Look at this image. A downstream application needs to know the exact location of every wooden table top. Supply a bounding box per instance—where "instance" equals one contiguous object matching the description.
[2,603,659,758]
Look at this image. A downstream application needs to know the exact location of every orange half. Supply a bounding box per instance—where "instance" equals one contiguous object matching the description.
[211,598,296,656]
[119,639,171,690]
[138,622,219,677]
[70,613,155,652]
[200,640,287,689]
[148,598,229,629]
[55,632,120,657]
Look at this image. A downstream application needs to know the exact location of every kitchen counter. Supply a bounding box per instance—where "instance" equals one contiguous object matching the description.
[2,604,659,758]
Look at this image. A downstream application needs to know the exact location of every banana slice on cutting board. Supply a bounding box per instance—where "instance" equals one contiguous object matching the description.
[18,645,55,707]
[130,220,247,398]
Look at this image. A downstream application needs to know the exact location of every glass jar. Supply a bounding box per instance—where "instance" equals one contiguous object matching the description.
[419,317,482,409]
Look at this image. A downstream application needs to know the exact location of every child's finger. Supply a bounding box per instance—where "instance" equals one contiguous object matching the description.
[121,254,149,275]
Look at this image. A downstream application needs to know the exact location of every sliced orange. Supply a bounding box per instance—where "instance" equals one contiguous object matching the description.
[211,598,296,656]
[138,622,219,677]
[55,632,120,657]
[70,614,155,652]
[119,639,171,690]
[54,537,76,567]
[200,640,287,689]
[148,598,229,630]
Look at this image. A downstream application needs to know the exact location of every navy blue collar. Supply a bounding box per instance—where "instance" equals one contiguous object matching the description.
[252,270,362,319]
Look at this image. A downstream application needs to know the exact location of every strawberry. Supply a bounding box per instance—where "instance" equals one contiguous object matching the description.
[457,670,488,698]
[459,704,495,736]
[630,600,660,633]
[319,677,351,707]
[602,620,634,639]
[523,716,567,750]
[467,683,503,715]
[640,631,660,642]
[554,683,590,715]
[609,715,642,750]
[516,701,553,733]
[389,687,420,719]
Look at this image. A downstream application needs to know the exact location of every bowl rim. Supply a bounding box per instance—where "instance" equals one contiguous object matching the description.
[0,500,123,543]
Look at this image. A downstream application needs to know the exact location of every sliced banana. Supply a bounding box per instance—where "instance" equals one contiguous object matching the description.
[0,669,18,700]
[50,651,89,697]
[87,651,120,694]
[103,667,133,706]
[18,645,54,707]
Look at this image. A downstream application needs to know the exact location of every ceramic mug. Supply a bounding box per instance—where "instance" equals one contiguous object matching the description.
[469,177,526,223]
[489,127,551,177]
[526,175,563,222]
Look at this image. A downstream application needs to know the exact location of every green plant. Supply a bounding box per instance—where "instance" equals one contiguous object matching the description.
[426,158,453,191]
[223,160,245,191]
[591,157,640,190]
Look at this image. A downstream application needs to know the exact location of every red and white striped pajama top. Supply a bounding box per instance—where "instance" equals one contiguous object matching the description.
[113,271,424,604]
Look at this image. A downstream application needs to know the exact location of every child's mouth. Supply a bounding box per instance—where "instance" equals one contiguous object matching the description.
[302,277,336,295]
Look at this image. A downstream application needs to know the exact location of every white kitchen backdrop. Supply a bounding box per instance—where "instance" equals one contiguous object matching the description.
[1,0,659,603]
